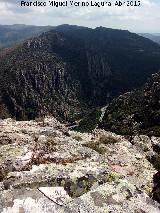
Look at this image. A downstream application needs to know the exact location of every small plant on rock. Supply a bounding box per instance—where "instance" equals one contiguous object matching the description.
[99,135,119,145]
[83,141,106,155]
[73,135,83,141]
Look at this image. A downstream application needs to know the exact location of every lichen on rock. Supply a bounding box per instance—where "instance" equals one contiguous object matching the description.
[0,117,160,212]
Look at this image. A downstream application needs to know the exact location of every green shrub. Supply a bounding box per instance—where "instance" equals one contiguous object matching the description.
[152,155,160,170]
[74,108,101,133]
[73,135,83,141]
[99,135,119,144]
[83,142,106,154]
[83,135,118,154]
[141,126,160,137]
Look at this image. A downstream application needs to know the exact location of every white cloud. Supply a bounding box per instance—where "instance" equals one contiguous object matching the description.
[0,0,160,32]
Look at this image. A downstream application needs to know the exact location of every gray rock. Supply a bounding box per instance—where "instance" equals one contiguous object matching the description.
[0,118,159,212]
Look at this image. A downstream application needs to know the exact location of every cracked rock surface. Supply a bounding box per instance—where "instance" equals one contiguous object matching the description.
[0,117,160,212]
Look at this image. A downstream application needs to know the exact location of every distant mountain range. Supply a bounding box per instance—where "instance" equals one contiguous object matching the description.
[0,24,52,48]
[0,24,160,48]
[139,33,160,45]
[0,24,160,122]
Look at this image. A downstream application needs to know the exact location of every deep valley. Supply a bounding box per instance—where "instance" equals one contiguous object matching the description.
[0,24,160,212]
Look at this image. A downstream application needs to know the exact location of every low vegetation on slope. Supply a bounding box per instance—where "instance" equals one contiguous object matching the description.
[100,72,160,136]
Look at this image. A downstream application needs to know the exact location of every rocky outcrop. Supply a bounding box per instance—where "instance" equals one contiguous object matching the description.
[1,180,160,213]
[0,117,160,212]
[1,25,160,121]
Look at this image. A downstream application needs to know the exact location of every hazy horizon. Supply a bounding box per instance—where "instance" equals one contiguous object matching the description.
[0,0,160,33]
[0,23,160,34]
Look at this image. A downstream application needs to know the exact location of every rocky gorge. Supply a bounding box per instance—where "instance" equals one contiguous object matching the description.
[1,25,160,121]
[0,24,160,212]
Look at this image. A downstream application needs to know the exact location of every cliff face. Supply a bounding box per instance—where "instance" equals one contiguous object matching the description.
[0,31,91,121]
[55,25,160,104]
[100,72,160,136]
[1,25,160,120]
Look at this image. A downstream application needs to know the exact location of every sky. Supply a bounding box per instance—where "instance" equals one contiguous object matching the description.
[0,0,160,33]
